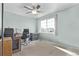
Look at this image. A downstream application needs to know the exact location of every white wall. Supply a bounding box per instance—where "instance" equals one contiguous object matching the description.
[56,5,79,47]
[37,5,79,48]
[3,11,36,33]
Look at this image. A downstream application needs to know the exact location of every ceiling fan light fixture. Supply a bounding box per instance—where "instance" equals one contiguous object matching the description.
[32,10,37,14]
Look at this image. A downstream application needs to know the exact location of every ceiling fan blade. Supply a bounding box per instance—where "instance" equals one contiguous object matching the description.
[24,6,33,10]
[31,3,36,9]
[26,11,32,14]
[36,5,40,9]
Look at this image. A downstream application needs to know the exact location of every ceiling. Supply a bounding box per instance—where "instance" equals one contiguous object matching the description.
[4,3,79,18]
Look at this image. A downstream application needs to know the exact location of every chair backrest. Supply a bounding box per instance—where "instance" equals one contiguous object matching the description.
[23,29,29,34]
[4,28,14,37]
[21,29,29,39]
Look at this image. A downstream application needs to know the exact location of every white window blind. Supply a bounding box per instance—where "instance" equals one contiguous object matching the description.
[41,17,55,33]
[41,20,47,29]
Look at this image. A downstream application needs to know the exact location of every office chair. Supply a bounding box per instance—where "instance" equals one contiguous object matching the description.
[4,28,18,50]
[21,29,30,45]
[29,33,33,41]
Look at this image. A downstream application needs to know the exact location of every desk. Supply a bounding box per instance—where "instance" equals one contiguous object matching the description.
[32,33,39,41]
[13,33,21,53]
[0,36,21,55]
[3,37,12,56]
[0,39,2,56]
[0,37,12,56]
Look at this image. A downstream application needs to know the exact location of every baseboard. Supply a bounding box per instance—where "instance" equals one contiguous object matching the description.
[39,39,79,49]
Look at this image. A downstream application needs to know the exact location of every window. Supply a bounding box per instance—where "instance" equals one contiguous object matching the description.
[41,20,46,29]
[41,20,47,32]
[41,17,55,33]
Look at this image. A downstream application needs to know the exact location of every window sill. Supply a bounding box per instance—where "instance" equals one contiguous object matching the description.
[39,32,55,34]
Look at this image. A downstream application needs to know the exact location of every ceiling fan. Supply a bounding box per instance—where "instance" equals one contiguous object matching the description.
[24,4,41,15]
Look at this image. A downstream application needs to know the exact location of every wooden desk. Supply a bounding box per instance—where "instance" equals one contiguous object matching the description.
[0,39,2,56]
[15,36,21,51]
[13,33,21,53]
[3,37,12,56]
[0,36,21,55]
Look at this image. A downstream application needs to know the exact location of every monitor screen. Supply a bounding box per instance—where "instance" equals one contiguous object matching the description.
[4,28,14,37]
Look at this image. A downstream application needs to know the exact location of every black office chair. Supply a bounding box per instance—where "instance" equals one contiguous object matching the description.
[29,33,33,41]
[4,28,18,50]
[21,29,30,45]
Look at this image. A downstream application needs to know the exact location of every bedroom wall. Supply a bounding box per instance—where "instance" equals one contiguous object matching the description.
[3,11,36,33]
[56,5,79,48]
[37,5,79,48]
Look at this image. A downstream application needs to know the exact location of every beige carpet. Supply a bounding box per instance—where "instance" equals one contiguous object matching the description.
[12,40,77,56]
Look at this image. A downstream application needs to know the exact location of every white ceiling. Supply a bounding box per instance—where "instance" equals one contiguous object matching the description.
[4,3,79,18]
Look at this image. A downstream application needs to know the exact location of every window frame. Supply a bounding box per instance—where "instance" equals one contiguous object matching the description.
[40,16,57,34]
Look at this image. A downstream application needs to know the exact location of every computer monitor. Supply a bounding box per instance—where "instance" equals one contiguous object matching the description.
[4,28,14,37]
